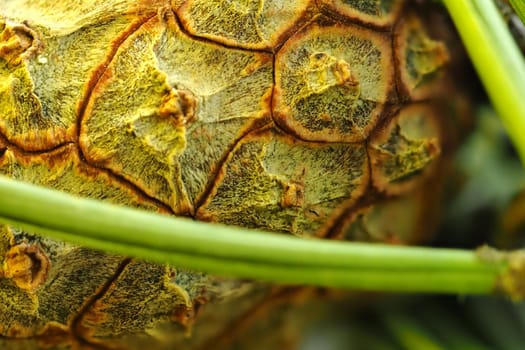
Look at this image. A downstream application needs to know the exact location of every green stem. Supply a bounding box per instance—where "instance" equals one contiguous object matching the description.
[418,305,492,350]
[465,297,525,349]
[442,0,525,165]
[0,220,500,293]
[0,175,514,295]
[0,177,490,271]
[509,0,525,23]
[383,313,446,350]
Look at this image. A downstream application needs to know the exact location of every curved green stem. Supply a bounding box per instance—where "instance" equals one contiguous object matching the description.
[0,175,515,295]
[442,0,525,165]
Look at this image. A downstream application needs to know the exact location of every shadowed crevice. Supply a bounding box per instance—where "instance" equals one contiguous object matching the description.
[70,258,132,350]
[0,130,74,156]
[73,13,177,213]
[193,117,274,214]
[79,160,176,214]
[75,14,157,140]
[198,287,311,350]
[170,7,274,53]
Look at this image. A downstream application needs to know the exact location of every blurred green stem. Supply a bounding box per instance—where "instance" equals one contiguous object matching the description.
[442,0,525,165]
[0,176,520,295]
[509,0,525,23]
[383,314,447,350]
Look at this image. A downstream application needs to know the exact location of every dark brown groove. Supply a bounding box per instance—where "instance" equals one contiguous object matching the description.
[70,258,132,350]
[315,0,401,33]
[2,14,172,214]
[324,105,434,237]
[198,287,311,350]
[72,13,177,214]
[0,130,174,214]
[173,1,318,54]
[324,142,377,239]
[192,118,274,212]
[167,5,278,214]
[0,130,75,155]
[171,8,273,53]
[74,14,154,162]
[319,12,396,33]
[391,7,408,105]
[270,20,393,146]
[268,7,401,147]
[267,47,279,128]
[271,105,394,146]
[80,159,175,215]
[75,14,157,143]
[80,161,176,214]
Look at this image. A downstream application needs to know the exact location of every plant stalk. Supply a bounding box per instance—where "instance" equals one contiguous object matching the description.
[509,0,525,23]
[442,0,525,165]
[0,176,521,296]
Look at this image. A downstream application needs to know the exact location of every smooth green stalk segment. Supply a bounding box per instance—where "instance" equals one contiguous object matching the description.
[0,213,498,294]
[442,0,525,165]
[0,176,497,271]
[0,175,513,295]
[0,217,502,293]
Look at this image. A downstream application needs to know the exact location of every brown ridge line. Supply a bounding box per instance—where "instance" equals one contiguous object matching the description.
[322,133,380,240]
[324,101,438,240]
[271,97,401,145]
[366,1,413,153]
[268,48,278,128]
[324,191,402,240]
[324,96,435,240]
[70,258,132,350]
[270,29,390,147]
[314,0,400,33]
[166,4,278,214]
[81,162,176,215]
[366,99,436,149]
[72,12,177,214]
[267,18,365,147]
[324,145,377,240]
[173,6,349,215]
[0,131,74,155]
[390,6,408,106]
[361,4,406,141]
[260,14,322,144]
[390,1,445,106]
[174,1,392,54]
[74,13,157,168]
[0,131,174,214]
[180,4,279,214]
[170,8,273,53]
[193,117,274,214]
[268,9,400,146]
[75,13,157,137]
[198,286,312,350]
